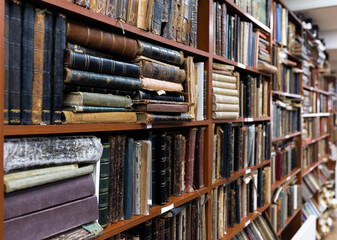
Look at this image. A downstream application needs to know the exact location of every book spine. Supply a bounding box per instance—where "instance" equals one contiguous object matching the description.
[140,77,184,92]
[117,0,127,22]
[75,0,90,9]
[63,84,135,96]
[176,0,184,43]
[66,42,113,59]
[172,0,178,41]
[63,105,134,113]
[173,134,184,196]
[189,0,197,47]
[136,90,184,102]
[64,68,142,91]
[159,133,167,204]
[197,127,205,188]
[141,61,186,83]
[162,0,174,40]
[52,14,66,124]
[184,128,197,193]
[4,0,9,124]
[151,0,163,35]
[181,0,189,45]
[99,143,110,228]
[62,111,137,124]
[105,0,116,18]
[126,0,138,26]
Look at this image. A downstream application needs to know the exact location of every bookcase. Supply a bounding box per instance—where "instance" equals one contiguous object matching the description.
[1,0,336,239]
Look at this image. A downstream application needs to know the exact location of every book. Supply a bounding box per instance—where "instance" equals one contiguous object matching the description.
[133,103,188,113]
[136,113,193,124]
[140,77,184,92]
[98,142,110,228]
[63,84,135,97]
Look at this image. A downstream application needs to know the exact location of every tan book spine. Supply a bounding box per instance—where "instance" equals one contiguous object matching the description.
[212,94,239,104]
[145,0,154,31]
[126,0,138,26]
[172,0,178,41]
[176,0,184,43]
[90,0,97,11]
[212,87,238,96]
[212,111,239,120]
[96,0,107,14]
[140,77,184,92]
[212,73,237,83]
[62,111,137,124]
[139,140,151,215]
[212,81,236,89]
[137,0,148,29]
[212,103,239,112]
[218,186,224,238]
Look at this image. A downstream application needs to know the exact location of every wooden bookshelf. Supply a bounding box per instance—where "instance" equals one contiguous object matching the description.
[277,208,302,236]
[272,90,303,99]
[271,168,302,192]
[303,160,324,177]
[303,133,330,146]
[271,131,302,143]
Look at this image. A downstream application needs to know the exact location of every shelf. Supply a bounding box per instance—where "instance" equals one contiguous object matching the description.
[30,0,209,59]
[303,85,331,95]
[271,132,302,143]
[213,117,271,124]
[211,160,271,189]
[224,0,271,33]
[96,187,209,239]
[302,113,331,118]
[271,168,301,191]
[272,91,303,99]
[303,133,330,146]
[303,160,323,177]
[222,203,271,240]
[3,120,210,136]
[277,207,301,236]
[213,54,271,76]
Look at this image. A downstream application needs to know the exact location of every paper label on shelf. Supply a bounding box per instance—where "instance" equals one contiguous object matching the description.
[146,124,152,129]
[310,87,314,91]
[148,200,152,205]
[246,169,251,174]
[285,135,290,139]
[310,167,314,172]
[245,220,251,227]
[161,204,174,214]
[286,176,291,181]
[245,118,253,122]
[237,63,246,69]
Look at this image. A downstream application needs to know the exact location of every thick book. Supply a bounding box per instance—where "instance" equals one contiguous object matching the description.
[63,92,132,108]
[64,50,140,78]
[4,136,103,173]
[63,84,135,96]
[66,42,113,59]
[105,0,115,18]
[151,0,163,35]
[62,111,137,124]
[5,174,95,220]
[64,68,142,91]
[63,105,134,113]
[124,138,134,220]
[140,140,151,215]
[4,0,9,124]
[52,14,66,124]
[4,195,98,240]
[46,222,101,240]
[117,0,127,22]
[173,134,185,196]
[161,0,174,40]
[136,113,192,124]
[21,2,34,125]
[8,0,22,124]
[98,143,110,228]
[195,127,205,189]
[140,77,184,92]
[66,21,138,59]
[134,90,184,102]
[134,103,188,113]
[126,0,138,26]
[184,128,197,193]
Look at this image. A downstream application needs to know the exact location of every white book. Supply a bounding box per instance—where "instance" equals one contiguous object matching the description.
[195,62,204,121]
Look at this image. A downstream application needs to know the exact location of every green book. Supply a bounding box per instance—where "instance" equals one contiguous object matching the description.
[98,142,110,228]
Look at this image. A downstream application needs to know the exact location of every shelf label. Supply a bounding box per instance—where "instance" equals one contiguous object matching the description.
[246,169,251,174]
[310,167,314,172]
[286,176,291,182]
[148,200,152,205]
[285,135,290,139]
[310,87,314,91]
[245,220,251,227]
[161,204,174,214]
[146,124,152,129]
[245,118,253,122]
[237,63,246,69]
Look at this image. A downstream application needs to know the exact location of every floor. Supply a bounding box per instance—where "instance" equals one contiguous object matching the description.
[325,220,337,240]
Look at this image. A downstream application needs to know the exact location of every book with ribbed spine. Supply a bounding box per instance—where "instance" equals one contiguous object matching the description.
[75,0,90,8]
[124,138,134,220]
[63,105,135,113]
[126,0,138,26]
[62,111,137,124]
[98,142,110,228]
[117,0,127,22]
[140,77,184,92]
[161,0,174,40]
[105,0,116,18]
[4,0,9,124]
[134,90,184,102]
[136,113,192,124]
[63,84,135,96]
[151,0,163,35]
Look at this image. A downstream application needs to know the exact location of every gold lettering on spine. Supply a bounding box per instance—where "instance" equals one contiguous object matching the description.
[85,27,90,45]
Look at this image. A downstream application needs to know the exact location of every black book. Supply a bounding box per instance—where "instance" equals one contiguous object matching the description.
[220,124,228,178]
[233,126,240,171]
[227,125,234,178]
[159,132,167,205]
[144,220,153,240]
[257,168,262,208]
[165,135,171,203]
[246,75,252,118]
[117,0,127,22]
[161,0,174,40]
[4,0,9,124]
[235,180,241,224]
[151,0,163,35]
[194,128,200,188]
[151,132,158,206]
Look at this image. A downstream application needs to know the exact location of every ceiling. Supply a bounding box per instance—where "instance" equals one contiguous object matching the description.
[283,0,337,72]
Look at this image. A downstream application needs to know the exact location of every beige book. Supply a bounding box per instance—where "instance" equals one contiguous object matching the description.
[216,127,221,179]
[218,186,224,238]
[212,188,218,240]
[212,80,236,89]
[5,165,94,193]
[212,94,239,104]
[139,140,151,215]
[241,180,247,218]
[145,0,154,31]
[140,77,184,92]
[257,61,277,74]
[187,56,196,119]
[212,87,238,96]
[212,103,239,112]
[212,111,239,119]
[212,73,237,83]
[137,0,149,29]
[4,164,78,181]
[263,80,268,116]
[62,111,137,124]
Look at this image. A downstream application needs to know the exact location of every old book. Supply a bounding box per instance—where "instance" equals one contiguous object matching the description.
[4,0,9,124]
[184,128,197,193]
[212,73,236,83]
[63,84,135,96]
[75,0,90,8]
[190,0,198,47]
[137,40,184,65]
[212,87,238,96]
[66,21,138,58]
[108,137,116,223]
[124,138,134,220]
[4,196,98,240]
[161,0,174,40]
[62,111,137,124]
[65,50,140,78]
[186,56,196,119]
[212,94,239,104]
[218,186,224,238]
[212,188,218,239]
[63,92,132,108]
[152,0,163,35]
[195,127,205,189]
[134,103,188,113]
[118,135,126,221]
[66,43,113,59]
[126,0,138,26]
[212,80,236,90]
[140,140,151,215]
[212,103,239,112]
[64,68,141,91]
[136,113,192,124]
[4,136,102,173]
[98,143,110,228]
[173,134,184,196]
[105,0,116,18]
[145,0,154,31]
[257,61,277,73]
[172,0,178,41]
[117,0,127,22]
[137,0,148,29]
[134,56,186,83]
[140,77,184,92]
[181,0,189,44]
[176,0,184,43]
[21,2,34,125]
[212,111,239,119]
[134,90,184,102]
[63,105,134,113]
[46,222,101,240]
[89,0,97,11]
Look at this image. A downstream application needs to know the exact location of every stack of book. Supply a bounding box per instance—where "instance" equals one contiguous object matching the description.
[4,136,103,239]
[72,0,199,48]
[273,3,288,46]
[232,214,278,240]
[4,1,67,125]
[302,172,321,202]
[257,30,277,73]
[239,75,269,118]
[212,122,271,182]
[119,196,207,239]
[212,167,271,239]
[98,127,205,227]
[271,140,298,183]
[271,184,301,231]
[272,100,301,138]
[303,143,317,169]
[212,64,239,119]
[302,199,321,220]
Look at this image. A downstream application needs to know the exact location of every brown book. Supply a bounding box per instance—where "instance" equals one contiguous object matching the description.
[32,9,45,125]
[66,21,138,59]
[172,0,178,41]
[173,134,185,196]
[176,0,184,43]
[107,136,115,224]
[118,135,126,221]
[140,140,151,215]
[181,0,189,44]
[186,204,192,240]
[184,128,197,193]
[90,0,97,11]
[145,0,154,31]
[134,103,188,113]
[126,0,138,26]
[137,0,148,29]
[62,111,137,124]
[257,61,277,74]
[112,135,120,223]
[197,127,205,188]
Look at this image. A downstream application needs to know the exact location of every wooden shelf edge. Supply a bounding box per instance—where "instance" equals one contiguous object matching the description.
[95,187,209,239]
[213,117,271,124]
[211,160,271,189]
[303,133,330,146]
[222,203,271,240]
[303,160,323,177]
[272,90,303,99]
[271,132,301,143]
[277,207,301,236]
[271,168,301,191]
[302,113,331,118]
[302,85,331,95]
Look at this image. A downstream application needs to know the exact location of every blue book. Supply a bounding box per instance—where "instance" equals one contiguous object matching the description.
[124,138,134,219]
[276,4,282,44]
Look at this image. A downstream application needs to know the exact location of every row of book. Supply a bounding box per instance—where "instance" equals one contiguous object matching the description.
[272,99,301,138]
[302,60,316,87]
[212,122,271,182]
[212,167,271,239]
[4,136,103,239]
[303,143,317,170]
[318,138,329,159]
[271,183,301,231]
[302,199,321,220]
[273,3,288,47]
[70,0,199,48]
[302,172,322,202]
[303,117,320,140]
[319,94,328,113]
[231,214,278,240]
[303,89,317,114]
[271,140,298,184]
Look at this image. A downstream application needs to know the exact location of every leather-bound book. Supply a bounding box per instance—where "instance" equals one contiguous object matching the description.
[75,0,90,9]
[123,138,134,220]
[137,40,184,66]
[66,21,138,59]
[158,132,167,204]
[134,90,184,102]
[99,143,110,228]
[140,140,151,215]
[233,127,240,172]
[89,0,97,12]
[173,134,184,196]
[134,57,186,83]
[166,135,172,202]
[62,111,137,124]
[184,128,197,193]
[4,0,9,124]
[64,84,135,96]
[136,113,192,124]
[64,68,141,91]
[42,11,54,124]
[172,0,178,41]
[150,132,159,205]
[105,0,116,18]
[133,103,188,113]
[215,2,221,55]
[140,77,184,92]
[132,141,141,215]
[218,186,224,238]
[176,0,183,43]
[194,127,205,189]
[52,14,66,124]
[189,0,198,48]
[221,3,226,57]
[227,126,234,178]
[126,0,138,26]
[186,204,192,239]
[151,0,163,35]
[66,43,113,59]
[144,220,153,240]
[21,2,34,125]
[136,0,148,30]
[118,136,126,221]
[117,0,127,22]
[8,0,22,124]
[211,188,218,240]
[145,0,154,31]
[162,0,174,40]
[5,196,98,240]
[65,50,140,78]
[235,179,241,224]
[46,223,101,240]
[107,136,116,224]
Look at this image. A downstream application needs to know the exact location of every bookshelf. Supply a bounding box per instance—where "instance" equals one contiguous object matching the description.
[0,0,335,239]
